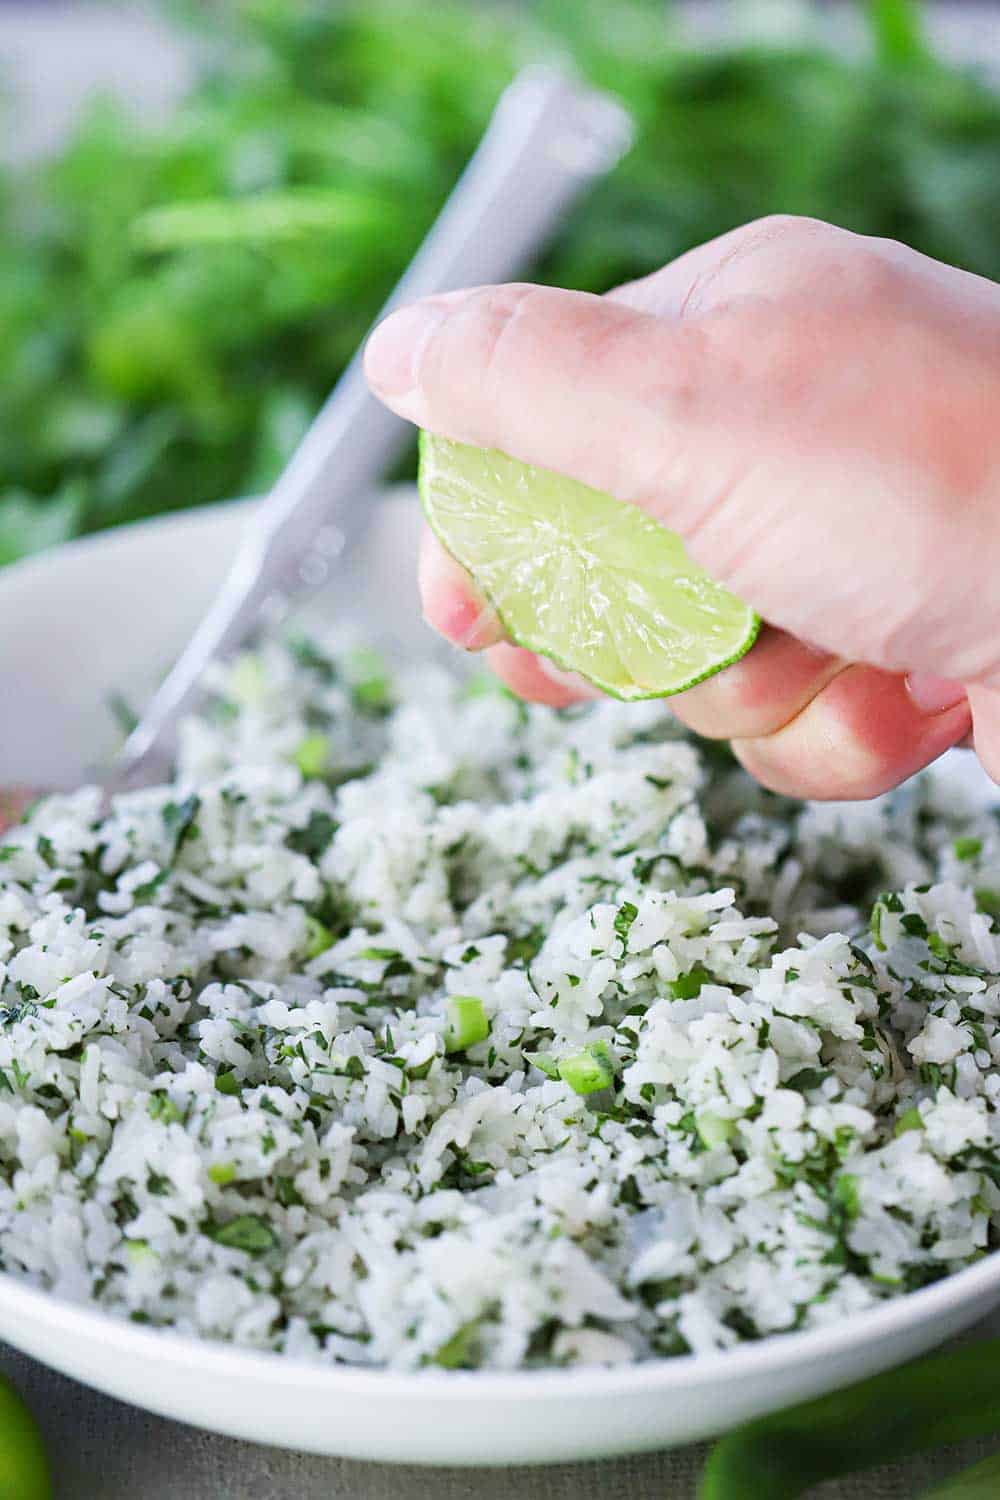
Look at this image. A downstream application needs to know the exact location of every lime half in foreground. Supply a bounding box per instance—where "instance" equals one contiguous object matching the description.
[418,433,759,701]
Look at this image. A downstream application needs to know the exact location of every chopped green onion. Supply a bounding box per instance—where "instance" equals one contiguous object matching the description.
[954,836,983,862]
[125,1239,156,1264]
[894,1107,924,1136]
[444,996,489,1053]
[293,733,330,779]
[695,1112,735,1150]
[869,901,885,951]
[208,1162,237,1185]
[229,653,267,705]
[559,1043,614,1095]
[304,915,334,958]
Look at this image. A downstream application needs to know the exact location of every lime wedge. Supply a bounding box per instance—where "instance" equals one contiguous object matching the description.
[418,433,759,701]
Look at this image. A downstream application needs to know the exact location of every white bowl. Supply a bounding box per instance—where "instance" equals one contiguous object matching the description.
[1,496,999,1464]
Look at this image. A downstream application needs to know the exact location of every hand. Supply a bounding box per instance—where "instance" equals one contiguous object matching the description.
[363,215,1000,800]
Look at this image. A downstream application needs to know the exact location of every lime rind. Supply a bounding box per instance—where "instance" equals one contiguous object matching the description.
[418,431,760,702]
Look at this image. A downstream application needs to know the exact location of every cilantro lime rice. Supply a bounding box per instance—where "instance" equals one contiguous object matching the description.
[2,638,1000,1370]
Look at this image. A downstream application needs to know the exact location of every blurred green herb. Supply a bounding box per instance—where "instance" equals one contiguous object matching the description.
[700,1338,1000,1498]
[4,0,1000,562]
[922,1449,1000,1497]
[0,1374,49,1499]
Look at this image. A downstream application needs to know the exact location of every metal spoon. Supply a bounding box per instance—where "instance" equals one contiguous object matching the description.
[0,68,631,830]
[120,69,630,779]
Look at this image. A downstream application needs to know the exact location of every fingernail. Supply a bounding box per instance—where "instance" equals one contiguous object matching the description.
[428,587,500,652]
[906,673,968,715]
[364,298,449,399]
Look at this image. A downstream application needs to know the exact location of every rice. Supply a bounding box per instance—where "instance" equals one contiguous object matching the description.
[2,635,1000,1370]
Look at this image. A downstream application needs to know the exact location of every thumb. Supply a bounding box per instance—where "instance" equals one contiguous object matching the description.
[363,281,998,687]
[363,283,729,541]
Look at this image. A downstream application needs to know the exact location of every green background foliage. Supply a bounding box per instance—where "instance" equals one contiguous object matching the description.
[3,0,1000,564]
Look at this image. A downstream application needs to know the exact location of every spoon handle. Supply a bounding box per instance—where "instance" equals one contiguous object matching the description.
[114,68,632,788]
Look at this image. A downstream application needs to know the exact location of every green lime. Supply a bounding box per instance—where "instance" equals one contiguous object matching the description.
[418,433,759,700]
[0,1375,49,1500]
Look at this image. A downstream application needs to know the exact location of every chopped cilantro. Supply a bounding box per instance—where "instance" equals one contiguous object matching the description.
[669,964,711,1000]
[506,928,545,966]
[431,1321,480,1369]
[287,811,338,859]
[205,1214,278,1256]
[614,901,639,950]
[147,1090,184,1125]
[833,1173,861,1221]
[975,888,1000,919]
[133,868,168,904]
[108,691,139,735]
[894,1108,924,1137]
[275,1175,304,1207]
[288,636,338,683]
[786,1067,831,1094]
[526,1052,560,1080]
[163,794,201,859]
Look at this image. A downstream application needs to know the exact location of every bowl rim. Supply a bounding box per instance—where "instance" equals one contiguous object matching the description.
[2,1244,999,1398]
[1,494,256,580]
[1,500,999,1399]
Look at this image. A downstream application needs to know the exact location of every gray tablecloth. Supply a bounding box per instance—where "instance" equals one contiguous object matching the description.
[2,1337,998,1500]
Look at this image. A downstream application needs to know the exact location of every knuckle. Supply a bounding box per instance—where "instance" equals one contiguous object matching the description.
[418,283,538,428]
[474,284,550,389]
[815,242,903,307]
[683,215,836,313]
[687,215,899,317]
[732,733,889,803]
[739,212,831,244]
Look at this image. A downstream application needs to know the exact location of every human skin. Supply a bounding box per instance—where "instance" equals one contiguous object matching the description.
[363,215,1000,800]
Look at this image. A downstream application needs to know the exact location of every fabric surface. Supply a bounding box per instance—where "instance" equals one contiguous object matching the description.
[3,1330,998,1500]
